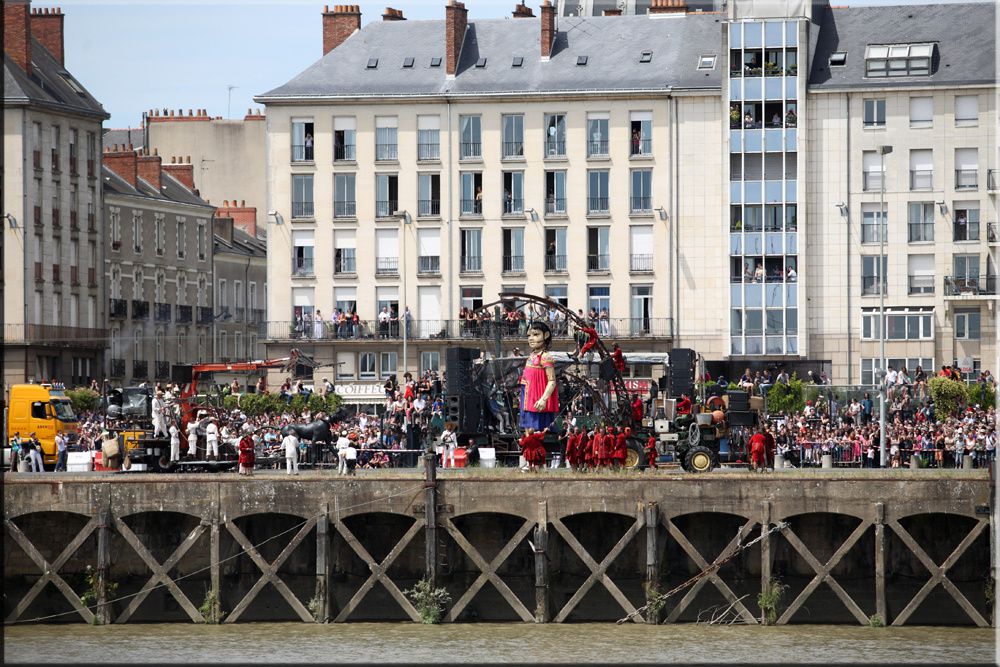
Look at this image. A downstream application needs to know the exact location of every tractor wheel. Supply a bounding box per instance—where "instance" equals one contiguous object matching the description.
[687,423,701,446]
[685,445,715,473]
[625,441,646,470]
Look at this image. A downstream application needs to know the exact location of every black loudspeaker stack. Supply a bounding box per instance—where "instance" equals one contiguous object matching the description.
[667,347,696,398]
[445,347,482,433]
[171,364,193,384]
[726,390,750,411]
[728,410,757,427]
[445,347,478,395]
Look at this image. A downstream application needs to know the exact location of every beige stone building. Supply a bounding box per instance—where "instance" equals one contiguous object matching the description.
[255,1,996,386]
[3,0,108,388]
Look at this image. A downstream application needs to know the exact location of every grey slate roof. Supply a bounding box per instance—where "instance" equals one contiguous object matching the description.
[215,226,266,257]
[808,2,995,89]
[102,164,213,210]
[257,13,726,100]
[102,128,145,150]
[3,38,107,119]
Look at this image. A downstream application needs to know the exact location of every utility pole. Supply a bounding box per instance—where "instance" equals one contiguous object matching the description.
[226,85,238,120]
[877,145,892,468]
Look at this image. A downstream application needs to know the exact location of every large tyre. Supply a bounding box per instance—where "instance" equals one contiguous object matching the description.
[684,445,715,473]
[625,440,646,471]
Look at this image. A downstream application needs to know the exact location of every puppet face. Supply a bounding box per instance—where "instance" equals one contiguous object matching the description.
[526,326,550,351]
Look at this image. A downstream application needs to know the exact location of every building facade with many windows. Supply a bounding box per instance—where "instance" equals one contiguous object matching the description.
[256,1,996,385]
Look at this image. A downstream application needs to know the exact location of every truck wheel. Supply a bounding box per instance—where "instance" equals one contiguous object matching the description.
[155,455,176,473]
[625,441,646,470]
[685,446,714,473]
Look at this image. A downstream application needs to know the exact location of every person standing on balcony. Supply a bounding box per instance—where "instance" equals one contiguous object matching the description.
[313,309,325,339]
[304,132,314,161]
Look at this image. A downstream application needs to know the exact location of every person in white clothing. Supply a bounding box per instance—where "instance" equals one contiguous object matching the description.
[283,432,300,474]
[205,419,220,460]
[336,431,351,475]
[186,418,199,458]
[151,391,168,438]
[169,421,181,462]
[441,423,457,468]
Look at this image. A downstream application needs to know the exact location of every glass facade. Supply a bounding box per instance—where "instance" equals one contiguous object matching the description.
[727,18,801,356]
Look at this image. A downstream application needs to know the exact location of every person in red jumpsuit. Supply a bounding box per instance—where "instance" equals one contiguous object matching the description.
[644,434,658,470]
[592,426,606,469]
[632,396,645,423]
[762,423,776,470]
[748,428,768,472]
[611,343,626,373]
[582,430,594,471]
[676,393,692,415]
[568,427,583,471]
[237,423,256,476]
[519,427,547,472]
[572,323,600,360]
[613,427,629,470]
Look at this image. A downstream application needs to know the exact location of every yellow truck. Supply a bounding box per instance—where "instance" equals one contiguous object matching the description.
[6,383,79,467]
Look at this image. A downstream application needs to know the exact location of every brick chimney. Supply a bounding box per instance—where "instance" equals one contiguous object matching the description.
[4,0,32,76]
[30,6,64,65]
[216,199,258,238]
[322,4,361,56]
[103,144,138,189]
[445,0,468,77]
[163,155,195,191]
[512,2,534,18]
[540,0,555,60]
[650,0,687,14]
[382,6,405,20]
[137,149,162,192]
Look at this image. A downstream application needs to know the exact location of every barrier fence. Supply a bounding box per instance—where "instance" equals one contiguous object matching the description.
[786,441,994,469]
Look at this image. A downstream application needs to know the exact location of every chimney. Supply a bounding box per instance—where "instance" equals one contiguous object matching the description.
[215,200,258,238]
[4,0,31,76]
[163,156,195,191]
[382,6,405,20]
[540,0,555,60]
[650,0,687,14]
[137,150,162,192]
[103,145,138,189]
[445,0,468,77]
[213,215,234,246]
[30,6,64,65]
[322,4,361,56]
[512,2,534,18]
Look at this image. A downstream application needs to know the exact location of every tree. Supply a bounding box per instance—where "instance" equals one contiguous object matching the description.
[927,377,968,419]
[66,388,101,414]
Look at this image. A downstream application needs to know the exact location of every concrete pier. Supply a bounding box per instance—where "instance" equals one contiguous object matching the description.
[3,470,993,626]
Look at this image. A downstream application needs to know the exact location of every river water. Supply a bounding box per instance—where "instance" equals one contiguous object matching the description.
[3,623,996,663]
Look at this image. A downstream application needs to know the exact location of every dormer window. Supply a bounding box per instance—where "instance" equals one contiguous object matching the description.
[829,51,847,67]
[698,54,716,70]
[475,58,487,68]
[577,55,588,66]
[865,43,934,78]
[512,56,524,67]
[366,57,379,69]
[430,57,442,67]
[639,51,652,63]
[403,57,414,68]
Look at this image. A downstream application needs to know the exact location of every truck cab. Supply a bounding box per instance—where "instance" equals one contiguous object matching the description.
[6,383,79,466]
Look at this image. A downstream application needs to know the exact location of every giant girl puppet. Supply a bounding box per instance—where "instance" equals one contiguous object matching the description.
[519,320,559,431]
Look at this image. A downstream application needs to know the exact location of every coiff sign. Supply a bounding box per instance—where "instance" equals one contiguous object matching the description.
[333,383,385,403]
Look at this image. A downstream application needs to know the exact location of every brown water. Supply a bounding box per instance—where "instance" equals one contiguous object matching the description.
[3,623,996,663]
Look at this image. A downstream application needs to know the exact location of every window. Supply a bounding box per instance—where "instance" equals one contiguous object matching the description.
[955,148,978,190]
[544,114,566,157]
[475,57,487,68]
[502,228,525,273]
[460,172,482,215]
[459,115,482,160]
[366,57,378,69]
[909,149,933,190]
[953,253,979,279]
[829,51,847,67]
[501,114,524,159]
[335,286,357,315]
[417,228,440,274]
[588,285,610,318]
[861,308,933,341]
[375,173,399,218]
[576,55,588,66]
[588,170,609,213]
[630,226,654,273]
[430,57,442,68]
[545,171,566,214]
[460,229,482,273]
[403,57,414,68]
[176,218,187,258]
[375,287,399,326]
[907,202,934,242]
[292,230,315,276]
[375,229,399,275]
[909,97,933,128]
[359,353,377,380]
[502,171,523,214]
[861,255,887,295]
[907,254,935,295]
[863,98,886,128]
[630,111,652,156]
[460,286,483,311]
[639,51,652,64]
[334,173,356,217]
[333,117,356,161]
[291,174,314,218]
[68,128,78,173]
[380,352,398,377]
[955,95,979,127]
[630,169,653,213]
[417,115,440,161]
[862,151,884,191]
[587,227,610,272]
[631,285,653,335]
[51,125,61,170]
[512,56,523,67]
[132,211,143,253]
[418,173,441,217]
[421,351,440,374]
[698,54,716,70]
[154,214,165,255]
[545,285,568,308]
[953,202,979,241]
[865,43,934,78]
[375,116,398,161]
[217,278,227,310]
[955,309,981,340]
[861,203,887,244]
[334,229,356,274]
[291,119,314,161]
[587,113,609,157]
[197,222,207,261]
[545,228,567,272]
[861,358,934,385]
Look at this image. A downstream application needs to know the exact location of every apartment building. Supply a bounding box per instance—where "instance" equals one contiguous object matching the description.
[257,0,996,386]
[212,214,267,365]
[2,0,109,387]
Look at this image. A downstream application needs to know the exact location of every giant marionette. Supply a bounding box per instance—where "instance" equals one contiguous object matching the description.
[519,321,559,431]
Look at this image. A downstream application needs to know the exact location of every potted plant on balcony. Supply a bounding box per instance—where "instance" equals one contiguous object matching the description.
[730,107,741,129]
[764,61,780,76]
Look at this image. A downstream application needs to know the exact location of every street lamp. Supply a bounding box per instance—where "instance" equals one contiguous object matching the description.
[395,210,411,380]
[877,144,892,468]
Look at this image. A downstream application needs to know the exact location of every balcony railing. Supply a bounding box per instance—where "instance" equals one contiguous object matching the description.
[545,197,566,214]
[155,360,171,379]
[461,256,482,273]
[257,317,675,342]
[417,143,439,161]
[155,302,172,322]
[502,255,525,273]
[909,170,933,191]
[376,200,398,218]
[292,201,314,218]
[953,221,980,242]
[4,324,109,347]
[418,255,440,274]
[861,223,887,244]
[955,169,978,191]
[460,142,482,160]
[197,306,214,325]
[943,275,997,297]
[461,199,483,216]
[291,144,313,162]
[630,138,653,156]
[335,256,356,274]
[908,275,934,295]
[502,141,524,159]
[587,254,611,272]
[988,222,998,243]
[109,298,128,319]
[908,223,934,243]
[630,196,652,213]
[544,140,566,157]
[502,198,524,215]
[588,140,609,157]
[418,199,440,217]
[375,257,399,275]
[132,360,148,379]
[862,171,884,191]
[375,143,398,161]
[861,276,885,296]
[251,308,266,324]
[545,254,568,272]
[334,144,356,161]
[588,197,609,214]
[630,254,654,273]
[334,201,356,218]
[132,300,149,320]
[293,256,315,276]
[176,304,193,324]
[110,358,126,377]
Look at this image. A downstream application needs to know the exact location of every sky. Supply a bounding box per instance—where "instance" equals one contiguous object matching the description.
[53,0,986,129]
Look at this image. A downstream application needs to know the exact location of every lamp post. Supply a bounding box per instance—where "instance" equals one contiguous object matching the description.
[396,211,411,380]
[877,144,892,467]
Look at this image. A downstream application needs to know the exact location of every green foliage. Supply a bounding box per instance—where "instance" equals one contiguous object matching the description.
[757,577,788,625]
[928,377,968,419]
[404,577,451,624]
[307,590,325,622]
[199,588,224,624]
[868,613,884,628]
[78,565,117,624]
[965,382,996,410]
[66,388,101,414]
[765,376,805,415]
[644,582,667,623]
[219,391,342,418]
[726,382,740,390]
